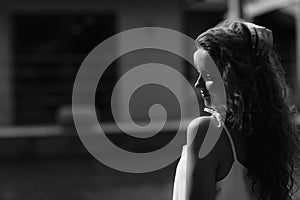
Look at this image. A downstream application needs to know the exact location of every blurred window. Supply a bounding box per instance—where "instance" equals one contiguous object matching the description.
[12,13,116,125]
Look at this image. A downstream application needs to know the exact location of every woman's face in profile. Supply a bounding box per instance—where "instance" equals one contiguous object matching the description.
[193,48,226,110]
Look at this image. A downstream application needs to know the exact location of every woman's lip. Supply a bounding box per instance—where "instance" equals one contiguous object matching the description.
[201,93,210,98]
[200,90,210,97]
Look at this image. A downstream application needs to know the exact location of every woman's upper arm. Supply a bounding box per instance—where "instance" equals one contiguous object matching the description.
[185,116,219,200]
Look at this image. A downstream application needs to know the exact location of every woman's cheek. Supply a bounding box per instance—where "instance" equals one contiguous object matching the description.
[206,80,226,104]
[205,80,214,92]
[206,80,224,93]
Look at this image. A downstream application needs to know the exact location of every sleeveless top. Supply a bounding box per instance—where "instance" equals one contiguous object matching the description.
[172,123,257,200]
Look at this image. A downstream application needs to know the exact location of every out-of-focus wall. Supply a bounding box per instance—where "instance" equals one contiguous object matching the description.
[117,1,185,122]
[0,0,190,126]
[0,14,12,125]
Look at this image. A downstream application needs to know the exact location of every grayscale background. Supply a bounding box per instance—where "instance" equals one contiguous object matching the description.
[0,0,299,199]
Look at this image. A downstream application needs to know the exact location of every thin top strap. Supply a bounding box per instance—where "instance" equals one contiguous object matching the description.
[222,123,238,161]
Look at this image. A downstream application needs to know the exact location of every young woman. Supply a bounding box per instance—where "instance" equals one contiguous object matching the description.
[173,20,300,200]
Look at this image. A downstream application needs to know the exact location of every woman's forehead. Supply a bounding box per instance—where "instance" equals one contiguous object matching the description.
[193,48,218,75]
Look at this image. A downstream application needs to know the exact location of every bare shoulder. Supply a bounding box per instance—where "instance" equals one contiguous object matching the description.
[187,116,219,154]
[185,116,220,199]
[187,116,219,142]
[188,116,212,129]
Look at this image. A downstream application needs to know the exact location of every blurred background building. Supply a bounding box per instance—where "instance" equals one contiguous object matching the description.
[0,0,299,199]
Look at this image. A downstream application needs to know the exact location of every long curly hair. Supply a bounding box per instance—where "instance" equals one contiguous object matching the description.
[195,19,300,200]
